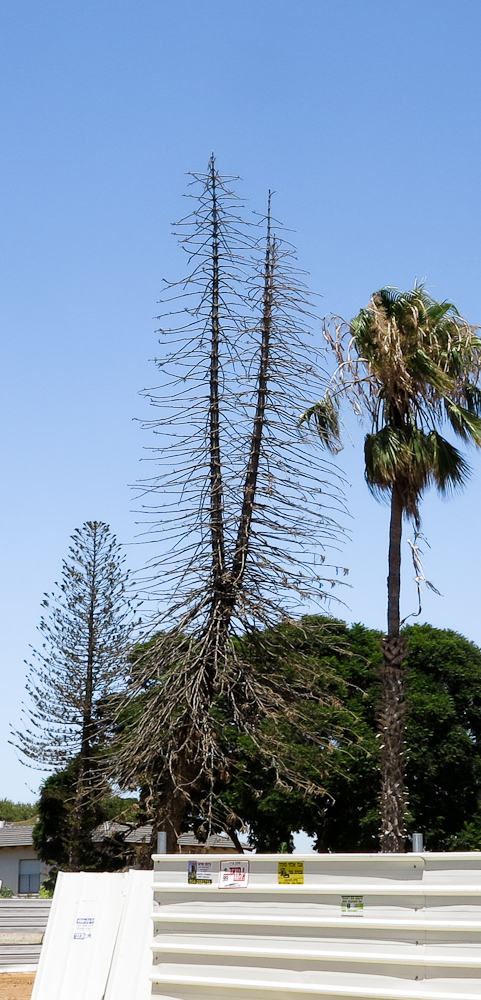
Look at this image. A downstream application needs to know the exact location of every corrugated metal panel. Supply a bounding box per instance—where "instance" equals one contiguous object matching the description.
[151,853,481,1000]
[0,898,51,967]
[31,871,127,1000]
[0,899,51,929]
[104,869,153,1000]
[30,870,154,1000]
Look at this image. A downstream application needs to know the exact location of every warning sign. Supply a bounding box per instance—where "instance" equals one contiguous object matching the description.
[278,861,304,885]
[218,860,249,888]
[341,894,363,915]
[187,861,212,884]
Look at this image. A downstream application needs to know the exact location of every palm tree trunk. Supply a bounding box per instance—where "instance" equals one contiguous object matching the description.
[387,483,403,637]
[379,483,408,852]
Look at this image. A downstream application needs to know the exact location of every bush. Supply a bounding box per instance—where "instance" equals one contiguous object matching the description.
[38,882,54,898]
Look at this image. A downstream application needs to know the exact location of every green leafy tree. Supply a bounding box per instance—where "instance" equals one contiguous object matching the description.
[229,618,481,853]
[33,762,82,872]
[303,286,481,850]
[114,619,368,851]
[13,522,139,869]
[115,616,481,853]
[33,760,139,877]
[219,618,380,851]
[405,624,481,850]
[0,800,38,823]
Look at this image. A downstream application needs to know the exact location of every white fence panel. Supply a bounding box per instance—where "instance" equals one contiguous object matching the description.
[104,868,153,1000]
[31,871,127,1000]
[151,852,481,1000]
[30,870,153,1000]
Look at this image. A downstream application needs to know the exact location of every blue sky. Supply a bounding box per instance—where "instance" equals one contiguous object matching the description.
[2,0,481,801]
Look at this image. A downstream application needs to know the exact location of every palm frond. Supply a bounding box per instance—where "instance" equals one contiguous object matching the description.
[364,427,408,491]
[350,309,378,359]
[307,285,480,522]
[445,401,481,446]
[408,350,454,394]
[299,398,342,454]
[375,286,421,306]
[429,431,471,493]
[425,300,458,324]
[462,385,481,416]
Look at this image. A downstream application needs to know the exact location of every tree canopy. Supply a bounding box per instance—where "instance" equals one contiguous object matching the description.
[114,617,481,853]
[0,800,37,823]
[244,618,481,853]
[33,762,139,879]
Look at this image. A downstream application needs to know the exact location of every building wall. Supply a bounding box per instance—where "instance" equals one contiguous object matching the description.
[0,848,48,894]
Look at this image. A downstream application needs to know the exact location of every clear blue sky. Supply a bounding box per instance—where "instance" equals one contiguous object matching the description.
[2,0,481,801]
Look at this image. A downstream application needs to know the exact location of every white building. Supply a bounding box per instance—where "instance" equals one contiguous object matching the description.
[0,825,47,894]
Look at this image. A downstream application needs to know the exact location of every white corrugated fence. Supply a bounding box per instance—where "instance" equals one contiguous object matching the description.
[151,852,481,1000]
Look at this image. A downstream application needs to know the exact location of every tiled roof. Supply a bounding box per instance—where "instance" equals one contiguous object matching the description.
[0,822,246,852]
[0,826,35,848]
[92,821,153,844]
[92,823,248,850]
[124,824,153,844]
[177,832,238,850]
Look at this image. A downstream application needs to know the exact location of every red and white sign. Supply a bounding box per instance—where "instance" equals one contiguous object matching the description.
[218,860,250,888]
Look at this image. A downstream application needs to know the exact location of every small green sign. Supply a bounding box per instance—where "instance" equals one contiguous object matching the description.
[341,894,363,915]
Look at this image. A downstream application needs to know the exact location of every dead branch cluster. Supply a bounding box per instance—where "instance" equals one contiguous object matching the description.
[112,159,349,843]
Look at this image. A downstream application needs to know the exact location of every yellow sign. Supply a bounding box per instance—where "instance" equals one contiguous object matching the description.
[278,861,304,885]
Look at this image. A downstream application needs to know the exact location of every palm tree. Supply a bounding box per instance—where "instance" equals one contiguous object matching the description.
[304,285,481,851]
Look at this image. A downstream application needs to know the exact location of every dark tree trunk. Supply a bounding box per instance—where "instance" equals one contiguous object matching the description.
[161,160,228,845]
[231,197,273,588]
[387,483,403,638]
[69,532,98,870]
[203,157,228,706]
[162,781,187,853]
[154,751,199,854]
[176,191,276,846]
[379,483,408,852]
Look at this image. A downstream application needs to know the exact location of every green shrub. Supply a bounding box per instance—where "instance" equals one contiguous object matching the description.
[38,883,54,898]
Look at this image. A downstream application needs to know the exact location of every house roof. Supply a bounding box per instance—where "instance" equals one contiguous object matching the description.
[0,825,35,847]
[177,832,239,850]
[92,821,153,844]
[0,822,247,853]
[124,824,153,844]
[92,823,248,851]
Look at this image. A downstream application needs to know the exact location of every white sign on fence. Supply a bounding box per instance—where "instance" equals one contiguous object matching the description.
[218,859,250,887]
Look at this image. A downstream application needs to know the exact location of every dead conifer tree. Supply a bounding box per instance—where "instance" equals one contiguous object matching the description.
[114,159,347,850]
